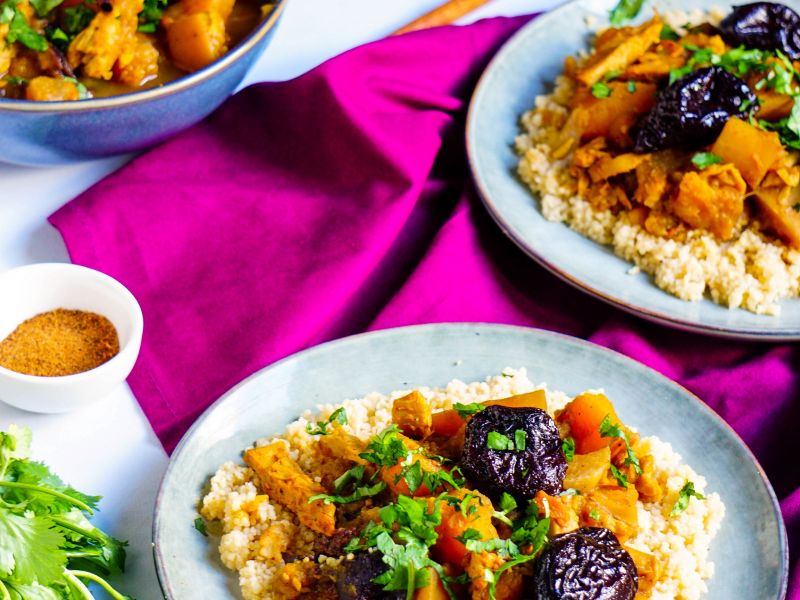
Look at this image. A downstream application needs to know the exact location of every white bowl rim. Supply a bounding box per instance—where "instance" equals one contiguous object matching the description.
[0,262,144,384]
[0,0,287,113]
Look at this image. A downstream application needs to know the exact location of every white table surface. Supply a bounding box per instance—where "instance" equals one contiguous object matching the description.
[0,0,561,597]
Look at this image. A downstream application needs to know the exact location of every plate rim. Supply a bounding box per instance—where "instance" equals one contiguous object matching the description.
[465,0,800,341]
[151,322,789,599]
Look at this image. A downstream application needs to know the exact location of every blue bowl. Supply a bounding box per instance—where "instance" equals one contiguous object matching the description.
[0,0,286,166]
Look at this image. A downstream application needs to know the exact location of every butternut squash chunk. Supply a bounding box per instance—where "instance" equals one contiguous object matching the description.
[753,186,800,249]
[25,77,80,101]
[558,392,621,454]
[576,18,662,86]
[710,117,785,188]
[563,446,612,493]
[571,82,657,145]
[415,568,450,600]
[317,424,367,465]
[392,390,432,439]
[244,441,336,536]
[671,163,746,239]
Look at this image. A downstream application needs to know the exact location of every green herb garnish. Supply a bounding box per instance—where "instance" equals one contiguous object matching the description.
[0,0,48,52]
[591,82,613,99]
[660,23,680,41]
[194,517,208,536]
[599,415,642,474]
[137,0,168,33]
[691,152,723,169]
[453,402,486,419]
[514,430,527,451]
[561,437,575,462]
[360,425,409,466]
[486,431,514,451]
[670,481,705,516]
[0,426,133,599]
[305,407,348,436]
[491,492,518,526]
[627,80,637,93]
[610,464,629,488]
[609,0,646,26]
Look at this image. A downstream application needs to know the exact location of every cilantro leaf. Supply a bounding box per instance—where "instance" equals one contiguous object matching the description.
[599,415,641,474]
[609,0,645,26]
[610,464,629,488]
[305,407,348,436]
[7,461,100,514]
[62,4,94,35]
[0,512,66,584]
[691,152,723,170]
[670,481,705,516]
[453,403,485,419]
[360,426,408,467]
[486,431,514,451]
[29,0,63,17]
[514,430,526,451]
[561,437,575,462]
[591,82,612,99]
[51,511,127,576]
[2,3,48,52]
[137,0,168,33]
[627,80,637,93]
[308,480,386,505]
[193,518,207,537]
[660,23,679,41]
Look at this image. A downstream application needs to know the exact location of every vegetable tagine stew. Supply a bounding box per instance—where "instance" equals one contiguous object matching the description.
[199,370,724,600]
[516,2,800,314]
[0,0,274,100]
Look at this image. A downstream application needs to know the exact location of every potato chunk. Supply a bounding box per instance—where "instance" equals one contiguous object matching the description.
[576,18,662,86]
[711,117,785,188]
[25,76,80,101]
[563,446,611,493]
[244,441,336,536]
[671,163,746,239]
[392,390,432,439]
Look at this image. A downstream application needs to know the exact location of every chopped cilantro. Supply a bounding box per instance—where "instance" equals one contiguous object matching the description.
[603,69,623,82]
[514,430,526,451]
[0,1,48,52]
[670,481,705,516]
[492,492,517,526]
[486,431,514,451]
[455,528,481,544]
[591,82,612,99]
[610,464,629,488]
[305,407,348,436]
[63,77,90,100]
[608,0,645,26]
[310,465,386,505]
[561,437,575,462]
[29,0,63,17]
[599,415,641,474]
[627,80,637,93]
[660,23,680,41]
[63,4,94,35]
[360,425,408,466]
[588,509,601,521]
[691,152,723,170]
[453,402,485,419]
[138,0,167,33]
[194,517,207,536]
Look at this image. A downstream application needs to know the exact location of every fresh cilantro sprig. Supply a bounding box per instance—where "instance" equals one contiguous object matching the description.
[561,437,575,462]
[0,0,48,52]
[359,425,408,466]
[453,403,485,419]
[0,426,133,600]
[309,464,387,505]
[691,152,723,170]
[670,481,705,516]
[486,430,526,452]
[609,464,629,488]
[491,492,517,526]
[599,415,642,475]
[137,0,168,33]
[305,407,348,436]
[591,82,612,99]
[609,0,645,26]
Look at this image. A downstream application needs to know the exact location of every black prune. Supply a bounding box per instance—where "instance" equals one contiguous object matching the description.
[632,66,756,153]
[336,552,403,600]
[719,2,800,59]
[460,405,566,499]
[533,527,638,600]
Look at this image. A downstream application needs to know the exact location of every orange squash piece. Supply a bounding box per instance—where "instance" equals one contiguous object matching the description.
[558,392,620,454]
[711,117,785,188]
[432,489,497,568]
[392,390,433,439]
[671,163,746,239]
[570,82,657,146]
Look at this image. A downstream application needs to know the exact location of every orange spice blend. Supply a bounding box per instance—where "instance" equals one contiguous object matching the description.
[0,309,120,377]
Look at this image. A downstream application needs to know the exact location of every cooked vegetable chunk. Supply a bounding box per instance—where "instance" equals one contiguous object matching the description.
[25,76,80,100]
[162,0,235,71]
[563,446,612,493]
[711,117,785,188]
[558,392,620,455]
[671,163,746,240]
[244,441,336,536]
[392,390,432,439]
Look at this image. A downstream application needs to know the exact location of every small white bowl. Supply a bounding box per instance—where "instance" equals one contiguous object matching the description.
[0,263,144,413]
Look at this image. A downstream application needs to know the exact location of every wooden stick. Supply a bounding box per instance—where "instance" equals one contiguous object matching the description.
[393,0,493,35]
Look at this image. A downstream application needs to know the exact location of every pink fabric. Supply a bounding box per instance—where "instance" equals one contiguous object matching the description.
[49,16,797,596]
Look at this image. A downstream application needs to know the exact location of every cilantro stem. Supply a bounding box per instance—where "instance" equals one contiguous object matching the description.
[0,580,11,600]
[0,481,94,514]
[64,570,94,599]
[405,562,416,600]
[69,570,130,600]
[49,515,103,542]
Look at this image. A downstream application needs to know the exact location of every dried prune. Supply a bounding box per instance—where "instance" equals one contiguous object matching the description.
[533,527,638,600]
[633,66,756,153]
[460,405,566,498]
[719,2,800,59]
[336,552,402,600]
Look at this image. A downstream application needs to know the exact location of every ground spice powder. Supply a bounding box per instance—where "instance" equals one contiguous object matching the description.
[0,309,120,377]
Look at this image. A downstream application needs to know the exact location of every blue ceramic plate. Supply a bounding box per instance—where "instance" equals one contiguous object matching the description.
[466,0,800,340]
[152,323,787,599]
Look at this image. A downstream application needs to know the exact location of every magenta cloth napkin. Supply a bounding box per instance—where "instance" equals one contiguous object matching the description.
[50,15,797,596]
